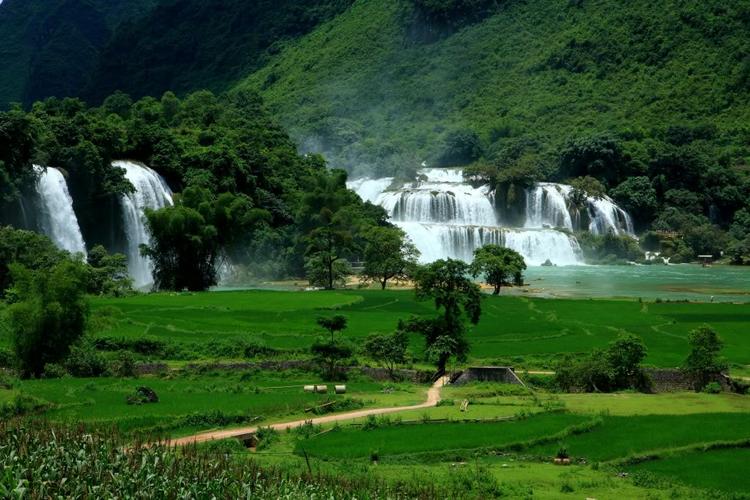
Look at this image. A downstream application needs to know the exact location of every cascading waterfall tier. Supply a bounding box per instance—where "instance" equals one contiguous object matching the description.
[116,160,174,287]
[34,165,87,255]
[348,168,634,266]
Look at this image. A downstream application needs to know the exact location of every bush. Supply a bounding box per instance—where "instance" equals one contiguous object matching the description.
[0,348,13,369]
[0,393,50,418]
[42,363,67,379]
[125,386,159,405]
[111,351,138,378]
[702,381,722,394]
[255,426,278,450]
[65,343,109,377]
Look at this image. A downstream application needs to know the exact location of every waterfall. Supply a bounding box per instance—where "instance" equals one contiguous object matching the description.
[587,196,635,236]
[116,160,174,287]
[524,183,574,230]
[34,166,87,255]
[348,167,635,266]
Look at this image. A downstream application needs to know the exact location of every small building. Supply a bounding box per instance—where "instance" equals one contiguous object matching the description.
[451,366,525,386]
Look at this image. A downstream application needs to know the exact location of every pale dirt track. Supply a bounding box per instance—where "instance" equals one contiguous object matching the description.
[168,376,450,447]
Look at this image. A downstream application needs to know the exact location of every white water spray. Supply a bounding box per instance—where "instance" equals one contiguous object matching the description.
[116,160,173,287]
[34,166,87,255]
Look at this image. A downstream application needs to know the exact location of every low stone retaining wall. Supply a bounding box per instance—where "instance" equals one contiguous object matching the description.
[452,366,524,386]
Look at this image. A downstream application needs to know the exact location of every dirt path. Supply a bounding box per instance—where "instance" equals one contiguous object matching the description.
[169,376,450,447]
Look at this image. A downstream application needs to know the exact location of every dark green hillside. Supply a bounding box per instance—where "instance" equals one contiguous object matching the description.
[0,0,157,107]
[83,0,354,103]
[240,0,750,178]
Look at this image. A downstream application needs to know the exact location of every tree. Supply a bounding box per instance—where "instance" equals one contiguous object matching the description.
[305,210,355,290]
[316,315,347,342]
[361,226,419,289]
[684,326,726,391]
[143,186,270,291]
[363,329,409,379]
[86,245,132,297]
[7,260,89,378]
[0,226,67,298]
[470,244,526,294]
[606,334,647,389]
[611,176,658,226]
[311,315,351,380]
[406,259,482,373]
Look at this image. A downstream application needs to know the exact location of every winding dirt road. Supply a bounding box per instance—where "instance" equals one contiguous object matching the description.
[169,376,449,446]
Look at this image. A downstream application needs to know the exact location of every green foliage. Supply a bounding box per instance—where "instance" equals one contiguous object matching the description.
[0,393,50,419]
[611,177,658,226]
[0,226,67,297]
[408,259,482,372]
[311,339,353,380]
[143,186,269,291]
[317,315,348,340]
[125,386,159,405]
[86,245,132,297]
[65,342,109,378]
[470,244,526,294]
[435,129,484,166]
[363,330,409,378]
[683,325,727,391]
[577,231,643,263]
[7,260,89,378]
[554,333,648,392]
[360,225,419,289]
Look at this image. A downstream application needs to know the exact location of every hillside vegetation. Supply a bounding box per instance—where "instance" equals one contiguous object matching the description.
[241,0,750,176]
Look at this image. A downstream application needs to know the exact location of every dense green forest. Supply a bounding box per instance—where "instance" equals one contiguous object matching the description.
[0,0,351,107]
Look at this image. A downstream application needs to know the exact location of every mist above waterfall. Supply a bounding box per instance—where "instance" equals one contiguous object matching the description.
[116,160,174,287]
[348,167,635,266]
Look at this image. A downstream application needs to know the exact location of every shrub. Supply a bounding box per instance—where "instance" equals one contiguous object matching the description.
[65,343,109,377]
[255,426,278,450]
[125,386,159,405]
[42,363,67,379]
[702,381,722,394]
[112,351,138,378]
[0,347,13,369]
[0,393,50,418]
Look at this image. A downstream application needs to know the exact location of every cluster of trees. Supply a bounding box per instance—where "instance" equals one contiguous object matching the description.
[310,246,526,380]
[554,325,728,393]
[0,89,397,291]
[0,227,132,378]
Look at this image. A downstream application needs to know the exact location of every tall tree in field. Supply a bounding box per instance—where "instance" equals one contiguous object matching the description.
[361,225,420,289]
[684,325,727,391]
[403,259,481,374]
[470,244,526,294]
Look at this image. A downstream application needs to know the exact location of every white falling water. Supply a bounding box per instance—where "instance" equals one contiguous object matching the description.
[34,165,87,255]
[116,160,174,287]
[348,168,592,266]
[587,196,635,236]
[524,183,574,230]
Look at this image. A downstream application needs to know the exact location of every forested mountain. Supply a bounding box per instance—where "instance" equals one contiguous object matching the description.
[0,0,352,107]
[0,0,157,106]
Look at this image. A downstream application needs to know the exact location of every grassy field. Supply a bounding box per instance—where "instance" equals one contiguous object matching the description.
[88,289,750,369]
[298,412,588,460]
[5,372,424,434]
[628,447,750,494]
[527,413,750,462]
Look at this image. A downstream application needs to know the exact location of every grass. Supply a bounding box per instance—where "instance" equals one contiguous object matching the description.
[526,413,750,462]
[628,447,750,494]
[16,372,424,434]
[296,412,588,459]
[90,289,750,369]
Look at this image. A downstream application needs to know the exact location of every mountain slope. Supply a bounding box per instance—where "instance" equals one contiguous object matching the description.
[0,0,157,107]
[237,0,750,177]
[82,0,354,103]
